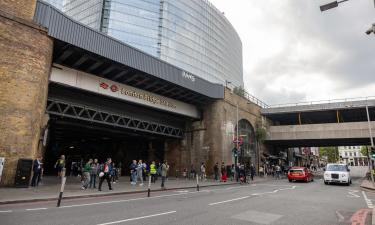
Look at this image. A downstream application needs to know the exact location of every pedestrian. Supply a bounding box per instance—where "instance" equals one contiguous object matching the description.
[235,163,240,182]
[161,160,169,189]
[200,162,206,181]
[189,164,195,179]
[220,163,227,182]
[150,161,157,183]
[275,164,281,179]
[250,163,256,181]
[231,164,235,181]
[259,165,264,177]
[55,155,65,177]
[220,162,225,180]
[130,160,137,185]
[213,162,219,181]
[137,160,144,186]
[111,162,117,183]
[31,156,43,187]
[98,158,113,191]
[89,158,99,188]
[81,159,92,190]
[239,164,246,184]
[142,161,147,182]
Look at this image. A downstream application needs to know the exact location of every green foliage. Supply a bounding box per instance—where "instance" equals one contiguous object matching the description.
[233,86,245,97]
[319,146,339,163]
[255,119,266,143]
[360,146,369,157]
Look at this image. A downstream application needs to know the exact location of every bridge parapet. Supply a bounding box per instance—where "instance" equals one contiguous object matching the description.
[266,121,375,147]
[262,97,375,114]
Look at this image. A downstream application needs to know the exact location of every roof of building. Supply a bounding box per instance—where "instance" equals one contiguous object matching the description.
[33,1,224,105]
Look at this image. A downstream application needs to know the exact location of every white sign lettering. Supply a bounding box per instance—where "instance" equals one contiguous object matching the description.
[182,71,195,82]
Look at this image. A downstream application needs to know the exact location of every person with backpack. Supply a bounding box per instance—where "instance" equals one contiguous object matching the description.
[98,158,113,191]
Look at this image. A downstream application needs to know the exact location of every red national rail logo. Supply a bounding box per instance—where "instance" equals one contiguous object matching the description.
[100,82,109,89]
[100,82,118,93]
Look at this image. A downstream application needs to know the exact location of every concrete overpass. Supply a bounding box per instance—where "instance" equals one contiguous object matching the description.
[261,97,375,147]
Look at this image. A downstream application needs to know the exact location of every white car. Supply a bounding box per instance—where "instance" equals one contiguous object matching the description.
[323,163,351,186]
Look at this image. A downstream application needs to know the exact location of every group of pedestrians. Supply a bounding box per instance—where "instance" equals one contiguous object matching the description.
[80,157,119,191]
[129,160,169,189]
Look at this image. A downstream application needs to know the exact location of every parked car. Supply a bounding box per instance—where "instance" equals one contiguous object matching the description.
[288,167,314,182]
[323,163,351,186]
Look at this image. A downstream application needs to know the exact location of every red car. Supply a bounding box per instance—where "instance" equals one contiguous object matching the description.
[288,167,314,182]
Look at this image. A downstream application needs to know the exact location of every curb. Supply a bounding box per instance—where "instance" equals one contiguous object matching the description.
[0,181,243,205]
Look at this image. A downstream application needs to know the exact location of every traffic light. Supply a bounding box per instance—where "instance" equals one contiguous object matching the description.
[371,147,375,158]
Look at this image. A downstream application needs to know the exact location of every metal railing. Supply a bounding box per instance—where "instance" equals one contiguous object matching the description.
[267,96,375,108]
[226,83,269,108]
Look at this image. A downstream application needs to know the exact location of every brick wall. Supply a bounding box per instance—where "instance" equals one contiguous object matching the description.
[0,0,37,21]
[0,9,53,185]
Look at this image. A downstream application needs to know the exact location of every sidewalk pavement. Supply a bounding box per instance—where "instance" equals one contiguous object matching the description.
[361,179,375,191]
[0,176,273,205]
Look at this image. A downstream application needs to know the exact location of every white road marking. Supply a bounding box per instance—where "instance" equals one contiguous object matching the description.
[96,211,176,225]
[335,211,345,222]
[362,191,374,209]
[209,196,250,206]
[61,192,189,208]
[347,192,360,198]
[252,186,296,196]
[26,208,47,211]
[0,210,12,213]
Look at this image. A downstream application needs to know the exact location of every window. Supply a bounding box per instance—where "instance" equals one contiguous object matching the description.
[345,152,348,156]
[349,153,352,156]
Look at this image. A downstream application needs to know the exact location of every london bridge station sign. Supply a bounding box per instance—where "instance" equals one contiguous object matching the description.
[50,64,200,118]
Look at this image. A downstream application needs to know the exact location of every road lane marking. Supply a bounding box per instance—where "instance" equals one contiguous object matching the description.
[209,196,250,206]
[61,192,189,208]
[335,211,345,222]
[96,211,176,225]
[362,191,373,209]
[25,208,47,211]
[0,210,12,213]
[252,186,297,196]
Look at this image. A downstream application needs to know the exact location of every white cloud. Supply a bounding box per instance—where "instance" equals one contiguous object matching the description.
[210,0,375,105]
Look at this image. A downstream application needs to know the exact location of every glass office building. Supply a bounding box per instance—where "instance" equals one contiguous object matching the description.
[61,0,243,86]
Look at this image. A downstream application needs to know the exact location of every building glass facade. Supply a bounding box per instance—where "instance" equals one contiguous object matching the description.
[61,0,243,86]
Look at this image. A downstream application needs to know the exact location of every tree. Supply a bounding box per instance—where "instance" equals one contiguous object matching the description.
[319,147,339,163]
[255,119,267,170]
[360,146,369,157]
[233,86,245,97]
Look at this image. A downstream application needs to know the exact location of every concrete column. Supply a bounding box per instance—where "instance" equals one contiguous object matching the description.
[0,2,53,186]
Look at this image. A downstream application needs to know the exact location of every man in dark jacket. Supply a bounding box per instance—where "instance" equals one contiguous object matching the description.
[213,162,219,181]
[98,158,113,191]
[31,156,43,187]
[250,164,256,181]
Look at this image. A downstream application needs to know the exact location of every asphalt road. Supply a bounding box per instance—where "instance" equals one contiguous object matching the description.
[0,178,372,225]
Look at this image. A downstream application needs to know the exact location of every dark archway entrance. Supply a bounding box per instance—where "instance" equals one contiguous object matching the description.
[236,119,256,166]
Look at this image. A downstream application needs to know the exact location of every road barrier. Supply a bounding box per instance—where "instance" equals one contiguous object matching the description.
[57,168,66,207]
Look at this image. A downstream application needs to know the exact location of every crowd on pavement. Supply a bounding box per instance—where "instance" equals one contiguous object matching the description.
[30,154,304,192]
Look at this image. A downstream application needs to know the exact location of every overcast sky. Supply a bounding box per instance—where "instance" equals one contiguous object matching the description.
[210,0,375,105]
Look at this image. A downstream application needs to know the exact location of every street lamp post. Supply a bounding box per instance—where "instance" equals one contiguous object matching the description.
[366,104,375,186]
[320,0,349,12]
